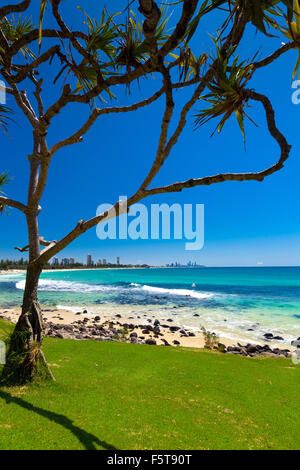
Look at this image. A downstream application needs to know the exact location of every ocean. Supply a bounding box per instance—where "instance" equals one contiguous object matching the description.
[1,267,300,345]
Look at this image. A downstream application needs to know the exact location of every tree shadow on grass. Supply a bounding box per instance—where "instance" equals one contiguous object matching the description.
[0,390,118,450]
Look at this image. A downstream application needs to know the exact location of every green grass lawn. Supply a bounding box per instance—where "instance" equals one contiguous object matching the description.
[0,318,300,450]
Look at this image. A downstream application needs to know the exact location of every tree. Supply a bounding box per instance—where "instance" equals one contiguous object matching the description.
[0,0,296,383]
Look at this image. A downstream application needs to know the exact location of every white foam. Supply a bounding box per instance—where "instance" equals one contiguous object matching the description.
[140,284,213,299]
[56,305,94,315]
[16,278,117,293]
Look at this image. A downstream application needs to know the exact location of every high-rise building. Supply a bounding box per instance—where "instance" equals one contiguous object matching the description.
[70,258,75,265]
[62,258,70,266]
[52,258,59,266]
[117,257,120,265]
[103,258,107,265]
[87,254,92,266]
[97,259,102,266]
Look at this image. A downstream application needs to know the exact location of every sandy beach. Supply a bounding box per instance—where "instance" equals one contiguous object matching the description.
[0,268,297,353]
[0,306,231,349]
[0,305,294,354]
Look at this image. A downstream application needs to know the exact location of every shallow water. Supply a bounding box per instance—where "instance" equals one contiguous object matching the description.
[1,267,300,345]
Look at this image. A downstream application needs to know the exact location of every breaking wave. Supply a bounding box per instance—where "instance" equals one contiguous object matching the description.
[140,284,214,299]
[16,279,118,293]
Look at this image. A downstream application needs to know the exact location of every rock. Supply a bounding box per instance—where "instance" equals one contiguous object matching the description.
[193,314,199,317]
[154,319,160,326]
[273,336,284,340]
[130,332,138,338]
[188,332,196,337]
[130,337,138,343]
[161,338,170,346]
[142,329,150,335]
[170,326,180,332]
[173,340,180,345]
[166,319,173,322]
[261,352,278,358]
[217,343,226,353]
[94,316,100,321]
[246,344,258,354]
[55,332,64,339]
[145,338,156,346]
[264,333,273,339]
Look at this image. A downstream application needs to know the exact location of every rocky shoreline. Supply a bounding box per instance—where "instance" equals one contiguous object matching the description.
[42,315,297,358]
[1,308,299,359]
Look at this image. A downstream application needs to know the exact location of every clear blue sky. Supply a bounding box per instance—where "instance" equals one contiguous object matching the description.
[1,0,300,266]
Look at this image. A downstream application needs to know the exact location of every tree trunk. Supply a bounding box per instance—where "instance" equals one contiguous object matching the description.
[1,151,55,383]
[1,263,54,384]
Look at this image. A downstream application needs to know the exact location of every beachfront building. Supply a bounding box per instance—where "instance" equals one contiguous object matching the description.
[103,258,107,265]
[70,258,75,265]
[52,258,59,266]
[117,257,120,265]
[87,254,92,266]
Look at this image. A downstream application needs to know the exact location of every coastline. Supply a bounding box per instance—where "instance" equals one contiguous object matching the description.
[0,268,298,354]
[0,306,229,349]
[0,306,295,355]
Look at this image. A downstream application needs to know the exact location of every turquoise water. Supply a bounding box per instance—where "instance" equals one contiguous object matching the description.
[1,267,300,344]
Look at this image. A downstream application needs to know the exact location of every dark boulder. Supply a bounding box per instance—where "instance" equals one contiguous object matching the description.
[264,333,273,339]
[217,343,226,353]
[170,326,180,332]
[145,338,157,346]
[130,332,138,338]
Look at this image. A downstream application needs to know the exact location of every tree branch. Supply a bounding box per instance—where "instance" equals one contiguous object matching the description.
[144,89,291,196]
[252,40,300,70]
[0,196,28,213]
[0,0,31,21]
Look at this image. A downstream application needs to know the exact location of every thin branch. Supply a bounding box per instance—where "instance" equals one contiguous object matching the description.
[8,29,88,58]
[13,46,60,83]
[2,72,38,128]
[0,0,31,21]
[139,64,175,191]
[252,40,300,70]
[144,89,291,196]
[49,77,200,156]
[0,196,28,213]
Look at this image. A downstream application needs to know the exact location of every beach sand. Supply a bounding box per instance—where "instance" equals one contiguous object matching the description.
[0,306,237,349]
[1,306,292,352]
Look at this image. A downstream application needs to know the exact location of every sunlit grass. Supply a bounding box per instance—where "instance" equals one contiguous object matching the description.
[0,319,299,450]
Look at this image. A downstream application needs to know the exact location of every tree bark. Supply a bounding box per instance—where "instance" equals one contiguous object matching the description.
[1,263,48,384]
[1,151,54,384]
